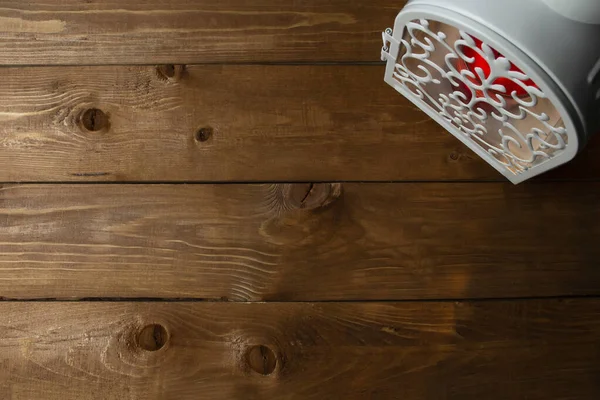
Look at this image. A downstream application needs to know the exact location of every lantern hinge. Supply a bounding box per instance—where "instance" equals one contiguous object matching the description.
[381,28,399,62]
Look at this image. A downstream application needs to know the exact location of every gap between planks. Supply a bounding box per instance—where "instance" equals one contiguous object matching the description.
[1,294,600,303]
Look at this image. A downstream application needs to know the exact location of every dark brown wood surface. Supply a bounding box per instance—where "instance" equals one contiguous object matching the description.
[1,2,599,398]
[0,0,399,65]
[1,299,599,400]
[2,182,600,300]
[0,64,598,182]
[0,64,490,182]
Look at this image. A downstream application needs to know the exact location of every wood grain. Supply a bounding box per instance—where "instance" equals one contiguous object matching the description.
[0,0,399,65]
[1,64,598,182]
[1,299,599,400]
[2,182,600,300]
[0,64,490,182]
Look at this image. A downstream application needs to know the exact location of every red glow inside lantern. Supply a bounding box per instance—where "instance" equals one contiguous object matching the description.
[458,36,539,99]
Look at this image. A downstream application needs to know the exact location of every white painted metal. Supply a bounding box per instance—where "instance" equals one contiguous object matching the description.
[540,0,600,24]
[382,0,600,183]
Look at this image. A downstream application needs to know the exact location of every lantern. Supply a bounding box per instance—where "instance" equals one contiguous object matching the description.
[382,0,600,183]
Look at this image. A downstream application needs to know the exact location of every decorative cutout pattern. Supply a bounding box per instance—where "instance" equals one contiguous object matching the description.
[390,19,567,175]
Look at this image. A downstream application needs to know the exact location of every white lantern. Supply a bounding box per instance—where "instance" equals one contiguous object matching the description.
[382,0,600,183]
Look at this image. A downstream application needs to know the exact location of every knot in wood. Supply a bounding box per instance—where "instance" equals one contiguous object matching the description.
[156,64,185,82]
[137,324,168,352]
[195,127,213,143]
[79,108,110,132]
[247,345,277,376]
[283,183,342,211]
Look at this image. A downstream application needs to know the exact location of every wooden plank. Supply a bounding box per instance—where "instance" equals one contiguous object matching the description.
[2,182,600,301]
[0,64,488,182]
[0,299,599,399]
[0,0,398,65]
[1,64,598,183]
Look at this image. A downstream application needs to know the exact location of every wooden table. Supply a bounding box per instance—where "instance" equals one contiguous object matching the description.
[0,1,599,399]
